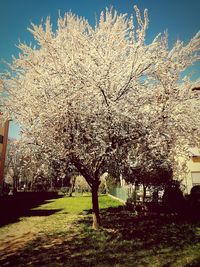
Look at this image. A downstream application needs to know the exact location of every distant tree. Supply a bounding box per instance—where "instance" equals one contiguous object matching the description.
[4,140,25,192]
[74,175,90,193]
[1,6,200,228]
[104,173,117,191]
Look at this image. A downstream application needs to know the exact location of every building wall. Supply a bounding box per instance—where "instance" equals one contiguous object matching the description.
[0,120,9,192]
[183,156,200,194]
[109,153,200,202]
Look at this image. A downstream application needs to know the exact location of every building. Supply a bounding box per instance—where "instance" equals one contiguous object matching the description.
[183,86,200,193]
[183,148,200,194]
[0,119,9,194]
[109,149,200,202]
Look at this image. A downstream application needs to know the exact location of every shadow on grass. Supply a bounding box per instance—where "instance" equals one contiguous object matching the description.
[0,192,62,227]
[1,205,200,267]
[185,256,200,267]
[81,206,200,249]
[26,209,62,216]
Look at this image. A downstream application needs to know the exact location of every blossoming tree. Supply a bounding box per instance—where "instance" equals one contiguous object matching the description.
[1,6,200,228]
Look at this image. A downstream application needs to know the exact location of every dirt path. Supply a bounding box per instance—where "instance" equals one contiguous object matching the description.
[0,216,42,262]
[0,212,81,266]
[0,231,35,261]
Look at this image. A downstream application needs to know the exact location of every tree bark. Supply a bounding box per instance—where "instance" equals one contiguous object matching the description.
[152,189,159,203]
[142,184,146,203]
[69,176,76,197]
[71,157,101,229]
[92,183,101,229]
[13,176,18,194]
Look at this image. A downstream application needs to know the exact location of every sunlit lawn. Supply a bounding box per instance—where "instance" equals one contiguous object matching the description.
[0,194,200,266]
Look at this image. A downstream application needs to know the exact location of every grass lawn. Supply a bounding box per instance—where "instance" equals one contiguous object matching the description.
[0,194,200,267]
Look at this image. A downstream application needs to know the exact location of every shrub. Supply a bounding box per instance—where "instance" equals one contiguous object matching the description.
[190,185,200,202]
[162,180,185,213]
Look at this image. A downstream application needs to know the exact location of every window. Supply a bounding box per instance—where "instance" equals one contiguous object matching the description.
[192,156,200,163]
[192,172,200,186]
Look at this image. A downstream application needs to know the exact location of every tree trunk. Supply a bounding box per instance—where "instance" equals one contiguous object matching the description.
[152,189,159,203]
[134,182,138,204]
[69,176,76,197]
[92,183,101,229]
[70,156,101,228]
[13,176,17,195]
[142,185,146,203]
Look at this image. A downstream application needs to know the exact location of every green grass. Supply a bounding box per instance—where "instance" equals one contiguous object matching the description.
[31,194,121,214]
[0,194,200,267]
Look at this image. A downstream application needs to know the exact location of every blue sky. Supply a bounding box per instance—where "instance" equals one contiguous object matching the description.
[0,0,200,139]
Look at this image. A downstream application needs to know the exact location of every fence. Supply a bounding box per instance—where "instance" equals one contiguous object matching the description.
[108,186,130,202]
